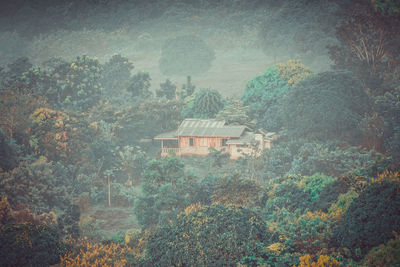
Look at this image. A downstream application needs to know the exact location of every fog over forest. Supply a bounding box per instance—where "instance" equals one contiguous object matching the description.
[0,0,339,96]
[0,0,399,266]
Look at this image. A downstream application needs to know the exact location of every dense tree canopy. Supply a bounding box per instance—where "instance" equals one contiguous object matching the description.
[280,71,370,142]
[242,59,312,130]
[146,203,276,266]
[328,1,400,93]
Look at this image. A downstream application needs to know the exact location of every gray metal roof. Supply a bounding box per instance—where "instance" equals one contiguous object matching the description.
[226,131,255,144]
[177,119,245,137]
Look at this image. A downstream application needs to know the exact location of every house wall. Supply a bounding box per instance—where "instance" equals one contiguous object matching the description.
[178,136,225,156]
[228,144,254,159]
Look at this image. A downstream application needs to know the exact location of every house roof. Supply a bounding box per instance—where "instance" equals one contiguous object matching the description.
[154,119,247,139]
[154,130,178,140]
[226,131,255,144]
[177,119,246,137]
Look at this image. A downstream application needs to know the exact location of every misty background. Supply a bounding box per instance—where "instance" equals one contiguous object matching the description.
[0,0,339,97]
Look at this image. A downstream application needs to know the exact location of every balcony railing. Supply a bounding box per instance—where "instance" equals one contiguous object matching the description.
[161,147,181,155]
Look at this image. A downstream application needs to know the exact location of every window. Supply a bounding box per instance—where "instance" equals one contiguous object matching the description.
[222,138,228,146]
[189,138,194,146]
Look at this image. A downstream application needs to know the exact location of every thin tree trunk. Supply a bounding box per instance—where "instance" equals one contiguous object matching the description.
[108,175,111,207]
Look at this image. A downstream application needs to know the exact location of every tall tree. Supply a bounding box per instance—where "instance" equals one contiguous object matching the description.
[183,88,224,118]
[242,60,312,130]
[328,1,400,94]
[127,72,152,99]
[156,79,176,100]
[280,71,370,142]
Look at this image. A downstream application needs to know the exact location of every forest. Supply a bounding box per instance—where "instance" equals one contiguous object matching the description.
[0,0,399,266]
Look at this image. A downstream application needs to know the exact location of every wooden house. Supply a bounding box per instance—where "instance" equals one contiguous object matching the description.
[154,119,277,159]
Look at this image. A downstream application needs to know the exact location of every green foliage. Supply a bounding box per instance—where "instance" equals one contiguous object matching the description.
[328,189,358,215]
[281,71,370,142]
[289,141,382,177]
[126,71,152,99]
[374,89,400,166]
[372,0,400,14]
[159,35,215,76]
[179,75,196,99]
[29,107,89,165]
[57,204,80,238]
[207,147,230,167]
[242,66,290,129]
[328,2,400,92]
[265,174,339,214]
[301,173,337,201]
[242,59,311,130]
[275,59,313,87]
[183,88,224,118]
[361,234,400,267]
[264,175,313,214]
[109,99,183,144]
[146,203,276,266]
[212,174,262,207]
[101,54,134,98]
[0,222,64,266]
[0,130,21,172]
[156,79,176,99]
[91,182,135,207]
[116,145,147,184]
[52,55,103,111]
[0,157,73,213]
[215,99,253,126]
[332,180,400,259]
[134,157,199,229]
[0,88,44,144]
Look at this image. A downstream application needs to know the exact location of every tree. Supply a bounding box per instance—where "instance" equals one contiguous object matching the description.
[116,99,183,145]
[159,35,215,76]
[0,129,20,172]
[0,222,64,266]
[280,71,370,142]
[328,2,400,93]
[126,71,152,99]
[374,89,400,166]
[101,54,134,98]
[133,157,199,229]
[0,156,74,213]
[332,177,400,259]
[183,88,224,118]
[0,89,44,144]
[216,99,253,127]
[242,60,311,130]
[179,75,196,99]
[146,203,276,266]
[28,107,89,165]
[212,174,262,207]
[50,55,104,111]
[156,79,176,99]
